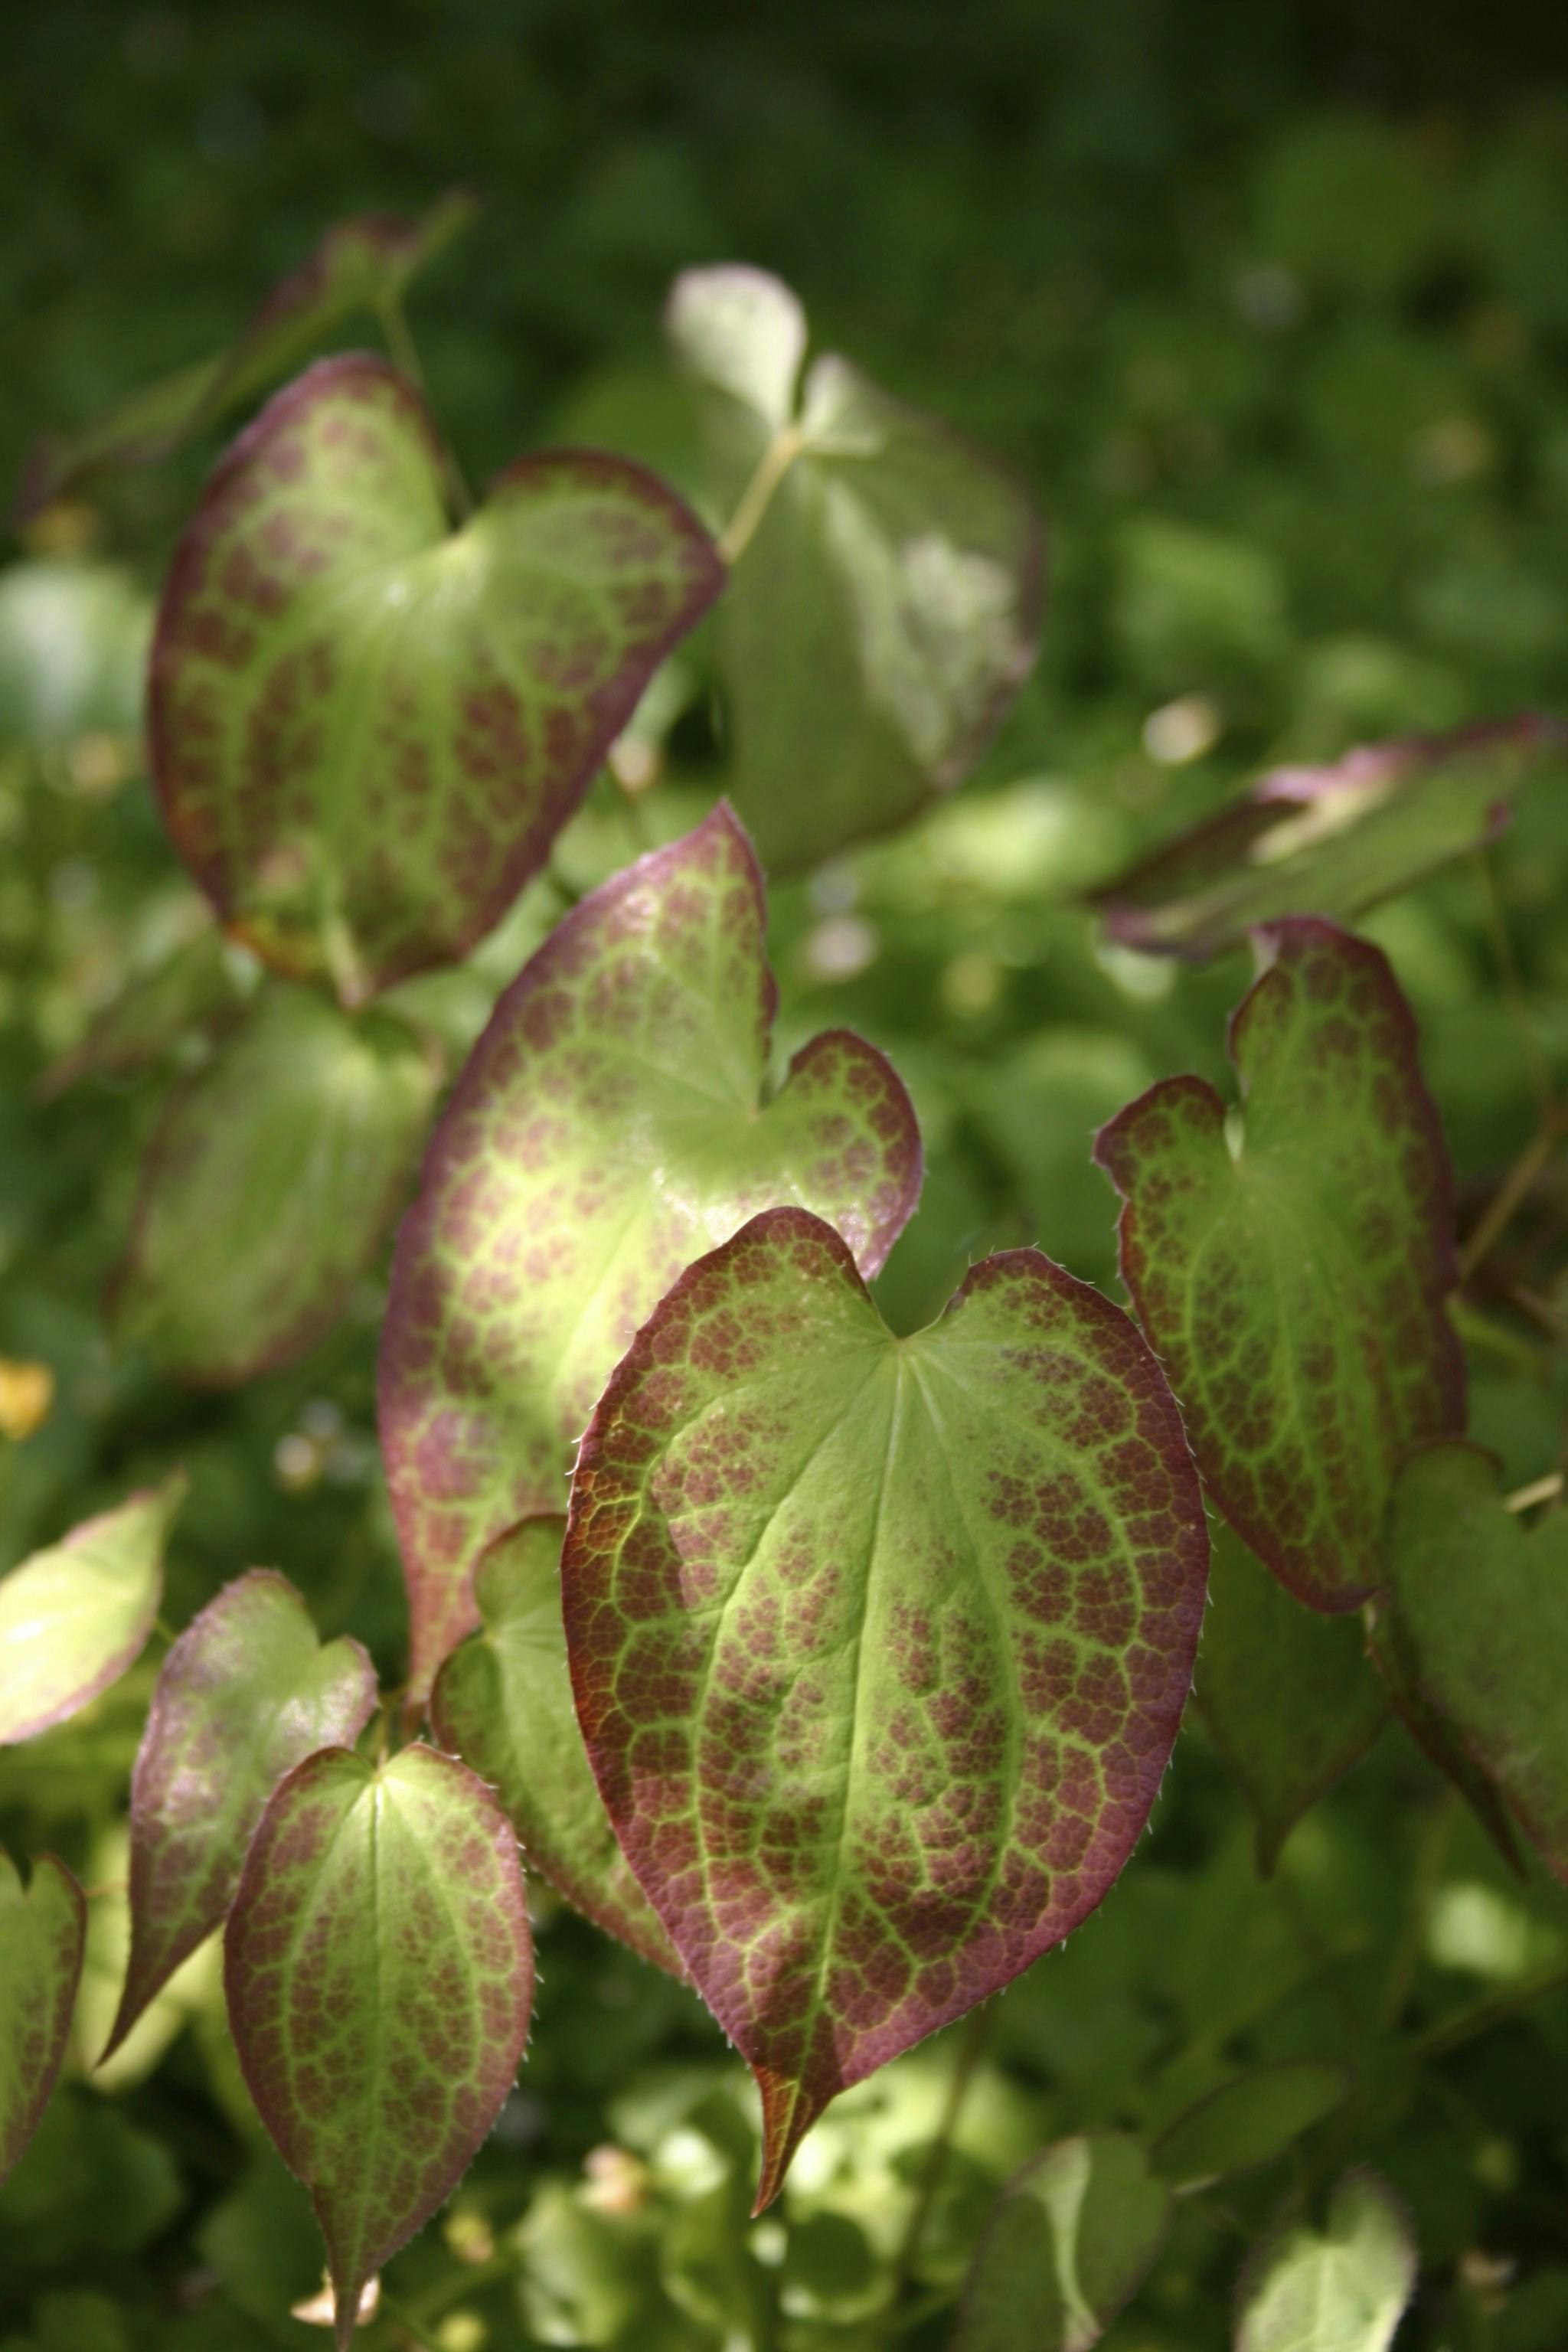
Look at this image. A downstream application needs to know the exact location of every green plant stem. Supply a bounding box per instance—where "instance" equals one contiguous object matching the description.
[1459,1102,1565,1281]
[1504,1471,1563,1513]
[379,293,473,521]
[1472,847,1555,1119]
[1407,1956,1568,2066]
[717,426,803,566]
[884,2002,994,2324]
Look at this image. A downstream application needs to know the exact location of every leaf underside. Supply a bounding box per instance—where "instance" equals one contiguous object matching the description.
[563,1206,1208,2209]
[953,2132,1171,2352]
[0,1477,185,1746]
[1234,2167,1416,2352]
[0,1852,87,2187]
[381,802,923,1698]
[1096,917,1463,1613]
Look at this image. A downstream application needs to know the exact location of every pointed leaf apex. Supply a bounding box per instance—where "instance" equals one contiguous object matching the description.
[753,2069,830,2213]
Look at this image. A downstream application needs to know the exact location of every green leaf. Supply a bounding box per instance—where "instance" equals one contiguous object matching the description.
[1093,716,1568,960]
[1235,2169,1416,2352]
[381,805,922,1697]
[149,354,724,1002]
[563,1207,1208,2207]
[668,264,1043,870]
[0,1854,86,2187]
[103,1571,379,2062]
[0,1478,185,1745]
[224,1740,532,2351]
[15,192,477,520]
[1196,1524,1387,1870]
[1095,918,1463,1613]
[110,984,439,1384]
[952,2132,1171,2352]
[430,1518,678,1971]
[1151,2061,1351,2192]
[38,920,252,1100]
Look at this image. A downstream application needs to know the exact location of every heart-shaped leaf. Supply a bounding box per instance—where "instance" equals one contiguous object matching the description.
[1196,1524,1387,1870]
[668,265,1044,870]
[149,353,724,1001]
[1234,2169,1416,2352]
[1095,919,1463,1612]
[563,1207,1208,2208]
[952,2132,1171,2352]
[430,1518,678,1971]
[103,1571,380,2062]
[381,804,922,1697]
[1151,2062,1351,2192]
[225,1740,532,2350]
[15,191,478,521]
[110,984,439,1384]
[0,1478,185,1745]
[0,1853,86,2187]
[1093,715,1568,960]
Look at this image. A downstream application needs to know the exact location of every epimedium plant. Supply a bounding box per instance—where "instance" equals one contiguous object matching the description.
[4,198,1568,2352]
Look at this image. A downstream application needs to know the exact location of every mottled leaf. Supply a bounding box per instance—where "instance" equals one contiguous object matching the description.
[668,264,1043,870]
[1364,1573,1524,1877]
[381,804,922,1697]
[953,2132,1171,2352]
[224,1741,532,2350]
[0,1478,185,1745]
[103,1571,380,2061]
[564,1207,1208,2207]
[1093,715,1568,959]
[1235,2169,1416,2352]
[15,191,477,519]
[149,353,724,1001]
[430,1517,678,1971]
[1096,919,1463,1612]
[110,984,439,1383]
[1196,1524,1387,1870]
[1151,2062,1351,2191]
[0,1854,86,2187]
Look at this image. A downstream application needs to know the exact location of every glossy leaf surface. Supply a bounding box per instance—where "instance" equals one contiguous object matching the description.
[0,1478,185,1746]
[0,1854,86,2187]
[225,1741,531,2350]
[668,265,1043,869]
[381,805,922,1697]
[111,984,439,1384]
[1235,2169,1416,2352]
[1093,715,1568,959]
[564,1207,1208,2207]
[1196,1524,1387,1870]
[953,2132,1171,2352]
[105,1571,379,2060]
[1096,919,1462,1612]
[1151,2061,1350,2190]
[150,354,724,1001]
[431,1517,677,1971]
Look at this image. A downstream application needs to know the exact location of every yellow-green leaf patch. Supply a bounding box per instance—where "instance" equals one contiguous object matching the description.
[953,2132,1171,2352]
[0,1478,185,1746]
[0,1854,86,2188]
[1235,2168,1416,2352]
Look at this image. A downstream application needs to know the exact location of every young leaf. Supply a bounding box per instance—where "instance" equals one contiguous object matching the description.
[110,984,439,1384]
[1234,2169,1416,2352]
[952,2132,1171,2352]
[1151,2061,1351,2192]
[380,804,922,1697]
[0,1853,86,2187]
[149,354,724,1001]
[668,264,1044,870]
[563,1207,1209,2208]
[1196,1524,1387,1870]
[103,1571,379,2061]
[1093,714,1568,959]
[430,1518,678,1972]
[224,1741,532,2350]
[0,1478,185,1745]
[1095,919,1463,1613]
[15,191,477,520]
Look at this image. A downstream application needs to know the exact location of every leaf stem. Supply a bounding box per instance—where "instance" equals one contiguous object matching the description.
[717,426,803,567]
[1459,1103,1565,1282]
[1504,1472,1563,1514]
[1406,1955,1568,2065]
[378,294,473,522]
[1472,847,1555,1118]
[885,2002,994,2323]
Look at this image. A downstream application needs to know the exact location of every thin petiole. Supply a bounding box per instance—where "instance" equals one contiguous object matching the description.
[718,425,803,567]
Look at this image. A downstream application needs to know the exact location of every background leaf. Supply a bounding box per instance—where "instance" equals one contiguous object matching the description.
[1234,2168,1416,2352]
[0,1854,85,2187]
[952,2132,1171,2352]
[1150,2060,1351,2190]
[0,1478,185,1746]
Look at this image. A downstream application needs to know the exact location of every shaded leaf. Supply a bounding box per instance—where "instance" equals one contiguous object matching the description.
[1364,1579,1524,1877]
[952,2132,1171,2352]
[15,191,477,520]
[1093,715,1568,959]
[668,264,1043,870]
[103,1571,380,2060]
[1235,2168,1416,2352]
[0,1478,185,1745]
[38,920,250,1100]
[563,1207,1208,2208]
[149,354,724,1001]
[1196,1523,1387,1870]
[110,984,439,1384]
[1096,919,1463,1612]
[430,1517,678,1971]
[381,804,922,1697]
[1152,2061,1351,2191]
[0,1854,86,2187]
[224,1741,532,2351]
